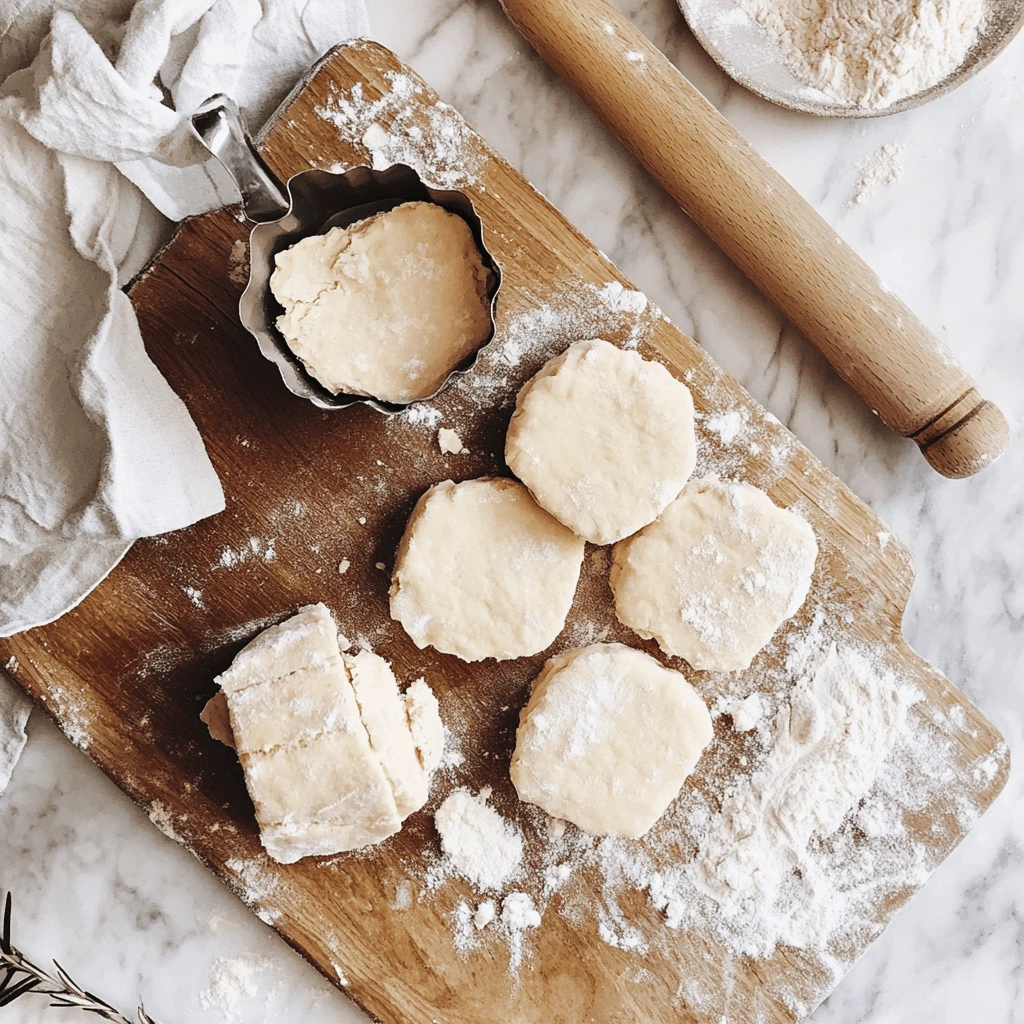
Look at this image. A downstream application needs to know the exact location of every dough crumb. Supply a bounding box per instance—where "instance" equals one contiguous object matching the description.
[473,900,495,929]
[728,692,767,732]
[338,558,351,574]
[438,427,469,455]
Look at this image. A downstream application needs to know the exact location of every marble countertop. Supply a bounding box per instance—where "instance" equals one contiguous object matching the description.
[3,2,1022,1022]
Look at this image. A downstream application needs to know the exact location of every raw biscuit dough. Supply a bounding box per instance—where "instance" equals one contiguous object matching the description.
[505,339,697,544]
[510,643,713,838]
[390,477,585,662]
[270,201,492,403]
[610,477,818,672]
[213,603,443,863]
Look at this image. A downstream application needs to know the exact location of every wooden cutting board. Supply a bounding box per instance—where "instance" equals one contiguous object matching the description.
[0,41,1009,1024]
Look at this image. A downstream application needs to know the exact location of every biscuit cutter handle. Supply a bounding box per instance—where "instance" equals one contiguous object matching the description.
[191,95,290,223]
[499,0,1009,479]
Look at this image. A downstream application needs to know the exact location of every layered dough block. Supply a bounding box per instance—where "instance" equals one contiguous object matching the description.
[214,603,443,864]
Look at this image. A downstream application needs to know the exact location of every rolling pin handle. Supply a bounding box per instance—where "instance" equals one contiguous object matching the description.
[914,395,1009,479]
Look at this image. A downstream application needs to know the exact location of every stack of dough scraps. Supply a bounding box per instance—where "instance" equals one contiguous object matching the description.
[208,603,443,864]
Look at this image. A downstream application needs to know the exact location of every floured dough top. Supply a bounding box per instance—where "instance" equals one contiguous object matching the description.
[270,201,492,403]
[510,643,713,838]
[214,603,443,863]
[610,478,818,672]
[390,477,585,662]
[505,339,697,545]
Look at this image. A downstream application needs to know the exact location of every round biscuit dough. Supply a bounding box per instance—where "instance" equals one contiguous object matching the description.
[270,201,492,403]
[610,477,818,672]
[505,339,697,545]
[510,643,713,838]
[390,477,585,662]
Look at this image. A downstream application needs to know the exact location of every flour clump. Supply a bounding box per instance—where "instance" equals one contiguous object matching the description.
[434,787,524,890]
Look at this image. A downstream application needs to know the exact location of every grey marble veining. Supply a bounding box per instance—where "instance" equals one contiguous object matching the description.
[2,1,1022,1021]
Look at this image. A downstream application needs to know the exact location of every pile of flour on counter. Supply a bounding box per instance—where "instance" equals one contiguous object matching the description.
[736,0,986,108]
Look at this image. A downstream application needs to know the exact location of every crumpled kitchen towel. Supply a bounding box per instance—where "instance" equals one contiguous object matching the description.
[0,0,369,778]
[0,673,30,796]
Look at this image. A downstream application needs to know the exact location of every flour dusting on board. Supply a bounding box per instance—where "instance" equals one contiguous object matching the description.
[393,624,1002,1008]
[316,71,483,189]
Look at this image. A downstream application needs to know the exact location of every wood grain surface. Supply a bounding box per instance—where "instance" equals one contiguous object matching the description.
[499,0,1010,479]
[0,42,1009,1024]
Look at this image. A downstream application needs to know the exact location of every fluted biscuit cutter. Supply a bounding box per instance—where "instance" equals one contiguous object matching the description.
[190,94,501,414]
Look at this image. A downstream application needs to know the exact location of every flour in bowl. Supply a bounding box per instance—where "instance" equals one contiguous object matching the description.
[737,0,986,109]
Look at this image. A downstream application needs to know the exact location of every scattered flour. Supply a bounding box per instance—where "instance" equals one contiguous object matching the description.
[850,143,905,207]
[685,643,922,957]
[316,70,483,189]
[704,406,749,444]
[215,540,276,570]
[596,280,648,316]
[182,585,204,608]
[200,955,269,1023]
[410,618,995,1018]
[401,403,443,428]
[459,278,661,408]
[46,687,91,750]
[147,800,186,844]
[393,880,413,911]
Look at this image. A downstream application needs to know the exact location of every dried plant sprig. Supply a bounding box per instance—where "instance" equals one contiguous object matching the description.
[0,892,161,1022]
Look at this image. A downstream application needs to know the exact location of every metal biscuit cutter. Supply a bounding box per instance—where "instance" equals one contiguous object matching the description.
[190,94,501,414]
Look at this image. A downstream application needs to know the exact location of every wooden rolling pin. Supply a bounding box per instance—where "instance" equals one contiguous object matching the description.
[499,0,1009,479]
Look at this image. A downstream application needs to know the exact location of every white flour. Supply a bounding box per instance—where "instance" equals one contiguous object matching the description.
[686,643,921,957]
[433,787,524,890]
[200,955,269,1023]
[850,143,905,207]
[316,70,483,190]
[737,0,986,108]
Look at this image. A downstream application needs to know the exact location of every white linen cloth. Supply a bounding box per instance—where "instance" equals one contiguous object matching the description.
[0,0,369,786]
